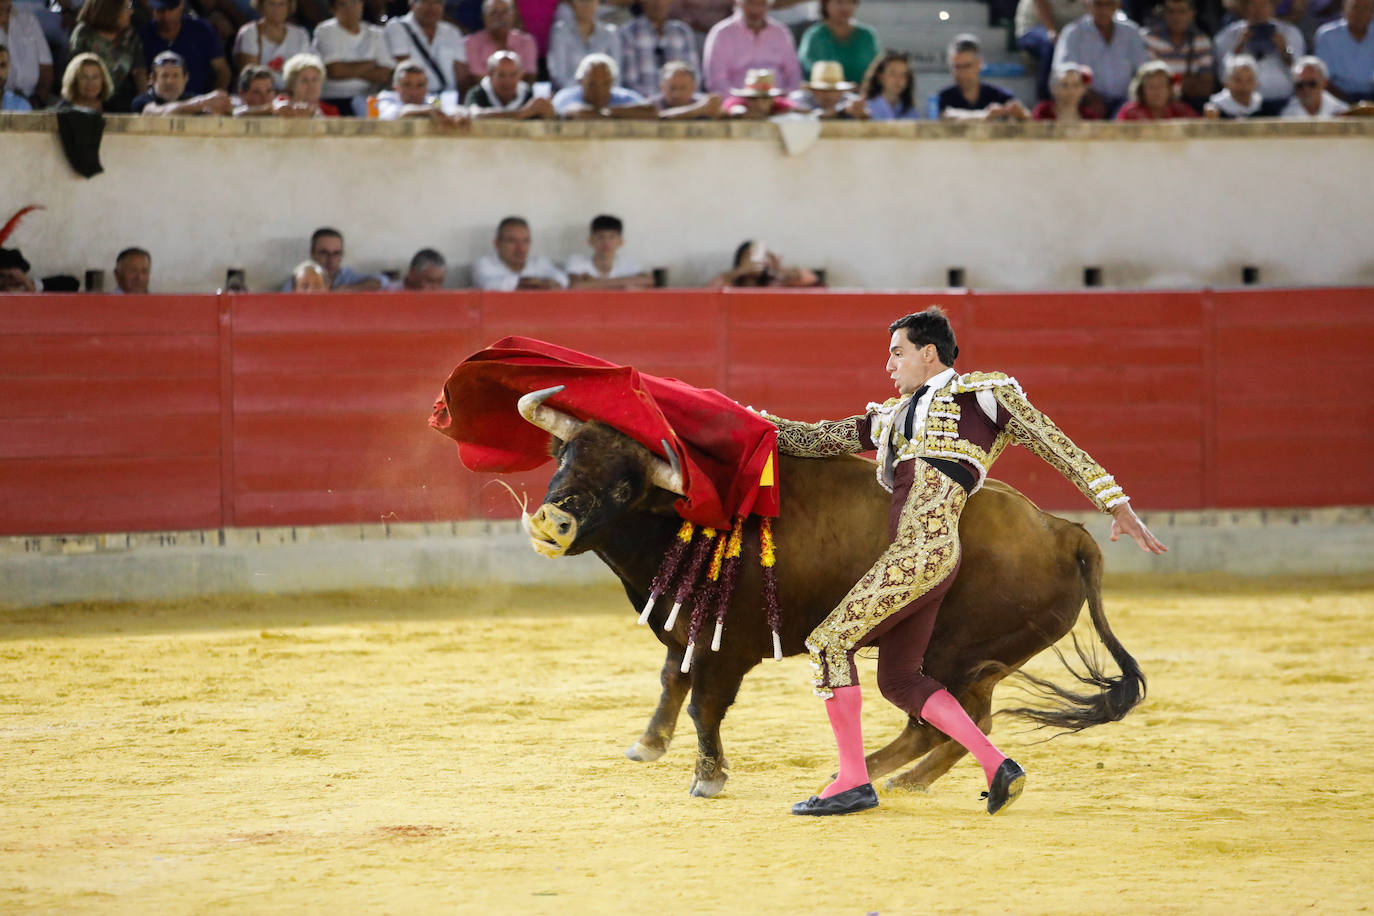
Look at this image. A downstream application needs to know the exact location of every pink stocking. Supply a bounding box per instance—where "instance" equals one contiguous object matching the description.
[819,685,870,798]
[919,689,1006,785]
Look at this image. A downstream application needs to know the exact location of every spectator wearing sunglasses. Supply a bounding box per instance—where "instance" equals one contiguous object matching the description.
[1280,54,1351,114]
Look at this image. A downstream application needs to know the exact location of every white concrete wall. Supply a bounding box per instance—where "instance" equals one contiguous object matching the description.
[3,116,1373,292]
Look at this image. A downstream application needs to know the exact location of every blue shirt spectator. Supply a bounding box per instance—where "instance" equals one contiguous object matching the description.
[140,0,229,95]
[1314,0,1374,101]
[1052,0,1149,106]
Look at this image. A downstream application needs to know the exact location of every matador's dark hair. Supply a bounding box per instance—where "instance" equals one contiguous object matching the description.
[890,307,959,366]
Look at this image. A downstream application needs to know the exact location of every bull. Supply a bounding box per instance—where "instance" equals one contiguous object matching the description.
[516,387,1145,798]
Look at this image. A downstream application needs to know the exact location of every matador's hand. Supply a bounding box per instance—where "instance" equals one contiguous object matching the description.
[1111,504,1168,555]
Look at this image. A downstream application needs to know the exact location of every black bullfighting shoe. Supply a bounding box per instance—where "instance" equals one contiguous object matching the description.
[791,783,879,816]
[982,759,1026,815]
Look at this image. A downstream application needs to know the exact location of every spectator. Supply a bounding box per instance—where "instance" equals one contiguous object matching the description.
[385,0,468,99]
[0,246,35,291]
[619,0,698,99]
[1280,53,1352,112]
[232,63,281,114]
[465,49,555,117]
[565,214,654,289]
[1314,0,1373,102]
[57,52,115,111]
[464,0,538,93]
[472,216,569,291]
[860,50,920,120]
[1052,0,1149,114]
[549,0,621,90]
[232,0,310,90]
[552,51,655,117]
[789,59,868,117]
[279,227,387,291]
[134,49,233,113]
[0,0,51,107]
[140,0,231,95]
[1015,0,1086,99]
[651,59,722,116]
[721,66,799,116]
[1204,52,1264,115]
[1,43,31,110]
[289,260,329,291]
[1143,0,1215,110]
[703,0,802,96]
[798,0,879,86]
[277,51,339,115]
[939,33,1030,119]
[70,0,147,113]
[1031,59,1101,117]
[1116,58,1201,115]
[514,0,561,57]
[375,59,469,124]
[313,0,395,115]
[113,247,151,294]
[402,248,447,289]
[1214,0,1305,113]
[709,240,819,288]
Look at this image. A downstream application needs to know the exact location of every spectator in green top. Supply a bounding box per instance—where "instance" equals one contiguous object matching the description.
[797,0,879,85]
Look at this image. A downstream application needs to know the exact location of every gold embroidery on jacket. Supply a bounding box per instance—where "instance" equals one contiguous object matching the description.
[769,414,866,458]
[805,463,965,697]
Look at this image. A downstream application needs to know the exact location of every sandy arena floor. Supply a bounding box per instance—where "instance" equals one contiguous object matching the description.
[2,575,1372,914]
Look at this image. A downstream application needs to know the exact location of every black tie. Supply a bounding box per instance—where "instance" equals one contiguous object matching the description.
[903,385,929,440]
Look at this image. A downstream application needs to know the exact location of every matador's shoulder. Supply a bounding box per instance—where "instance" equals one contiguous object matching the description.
[950,371,1025,397]
[865,396,904,413]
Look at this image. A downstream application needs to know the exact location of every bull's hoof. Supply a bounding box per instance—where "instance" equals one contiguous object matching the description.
[883,774,931,793]
[689,774,727,798]
[625,741,666,763]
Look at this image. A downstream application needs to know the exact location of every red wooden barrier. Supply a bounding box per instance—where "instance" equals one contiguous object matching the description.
[1,287,1370,536]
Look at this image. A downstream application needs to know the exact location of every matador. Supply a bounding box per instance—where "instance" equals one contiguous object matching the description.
[768,308,1167,817]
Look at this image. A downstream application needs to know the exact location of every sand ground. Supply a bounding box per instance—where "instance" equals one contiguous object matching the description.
[2,575,1372,915]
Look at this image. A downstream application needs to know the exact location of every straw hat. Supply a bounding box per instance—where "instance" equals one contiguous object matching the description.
[731,68,785,98]
[803,60,855,91]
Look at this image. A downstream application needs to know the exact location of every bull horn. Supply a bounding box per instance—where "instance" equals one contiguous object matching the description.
[652,438,686,496]
[517,385,584,442]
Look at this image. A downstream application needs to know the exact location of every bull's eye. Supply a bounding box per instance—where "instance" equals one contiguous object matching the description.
[610,480,633,504]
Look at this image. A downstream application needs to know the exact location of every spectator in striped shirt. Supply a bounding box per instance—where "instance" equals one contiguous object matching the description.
[1143,0,1215,109]
[620,0,698,98]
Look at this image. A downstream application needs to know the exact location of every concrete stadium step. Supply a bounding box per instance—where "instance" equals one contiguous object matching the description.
[860,0,991,29]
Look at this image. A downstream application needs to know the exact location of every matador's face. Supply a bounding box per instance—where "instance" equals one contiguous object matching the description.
[886,331,934,397]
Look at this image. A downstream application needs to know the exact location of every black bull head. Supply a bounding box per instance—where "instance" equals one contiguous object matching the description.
[518,385,686,557]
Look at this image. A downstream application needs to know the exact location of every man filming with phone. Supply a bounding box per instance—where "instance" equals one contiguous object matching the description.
[1214,0,1304,114]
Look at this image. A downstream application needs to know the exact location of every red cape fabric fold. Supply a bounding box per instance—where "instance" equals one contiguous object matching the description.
[430,336,780,529]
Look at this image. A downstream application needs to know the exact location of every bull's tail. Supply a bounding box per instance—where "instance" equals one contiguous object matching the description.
[998,531,1147,732]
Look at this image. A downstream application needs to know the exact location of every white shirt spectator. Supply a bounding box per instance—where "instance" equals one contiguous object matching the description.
[313,17,395,99]
[384,12,466,94]
[1279,89,1350,116]
[1213,19,1305,102]
[233,21,311,89]
[564,251,645,280]
[547,18,621,90]
[472,254,569,290]
[1208,86,1264,116]
[0,5,52,99]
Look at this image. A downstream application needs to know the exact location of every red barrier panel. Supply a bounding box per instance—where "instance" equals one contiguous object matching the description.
[1,287,1370,536]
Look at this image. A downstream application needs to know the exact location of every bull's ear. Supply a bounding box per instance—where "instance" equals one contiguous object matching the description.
[639,487,681,516]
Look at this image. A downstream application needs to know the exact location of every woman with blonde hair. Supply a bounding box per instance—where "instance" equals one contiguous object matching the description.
[233,0,310,90]
[68,0,145,111]
[57,52,115,111]
[1116,59,1199,119]
[276,52,339,116]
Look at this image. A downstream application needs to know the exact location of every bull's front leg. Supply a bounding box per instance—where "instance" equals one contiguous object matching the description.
[685,653,749,798]
[626,642,690,763]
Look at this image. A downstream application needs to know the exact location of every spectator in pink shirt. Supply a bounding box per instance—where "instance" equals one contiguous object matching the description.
[702,0,802,95]
[463,0,538,93]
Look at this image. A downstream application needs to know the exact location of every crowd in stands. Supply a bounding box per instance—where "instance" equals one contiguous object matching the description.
[3,0,1370,119]
[0,214,827,291]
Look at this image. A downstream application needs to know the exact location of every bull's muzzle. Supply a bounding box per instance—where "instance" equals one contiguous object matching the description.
[524,503,578,557]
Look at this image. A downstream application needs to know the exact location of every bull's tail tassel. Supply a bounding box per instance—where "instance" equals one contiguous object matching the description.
[760,517,783,661]
[641,519,695,625]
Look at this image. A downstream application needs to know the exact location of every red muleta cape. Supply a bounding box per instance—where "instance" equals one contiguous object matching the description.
[429,336,780,530]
